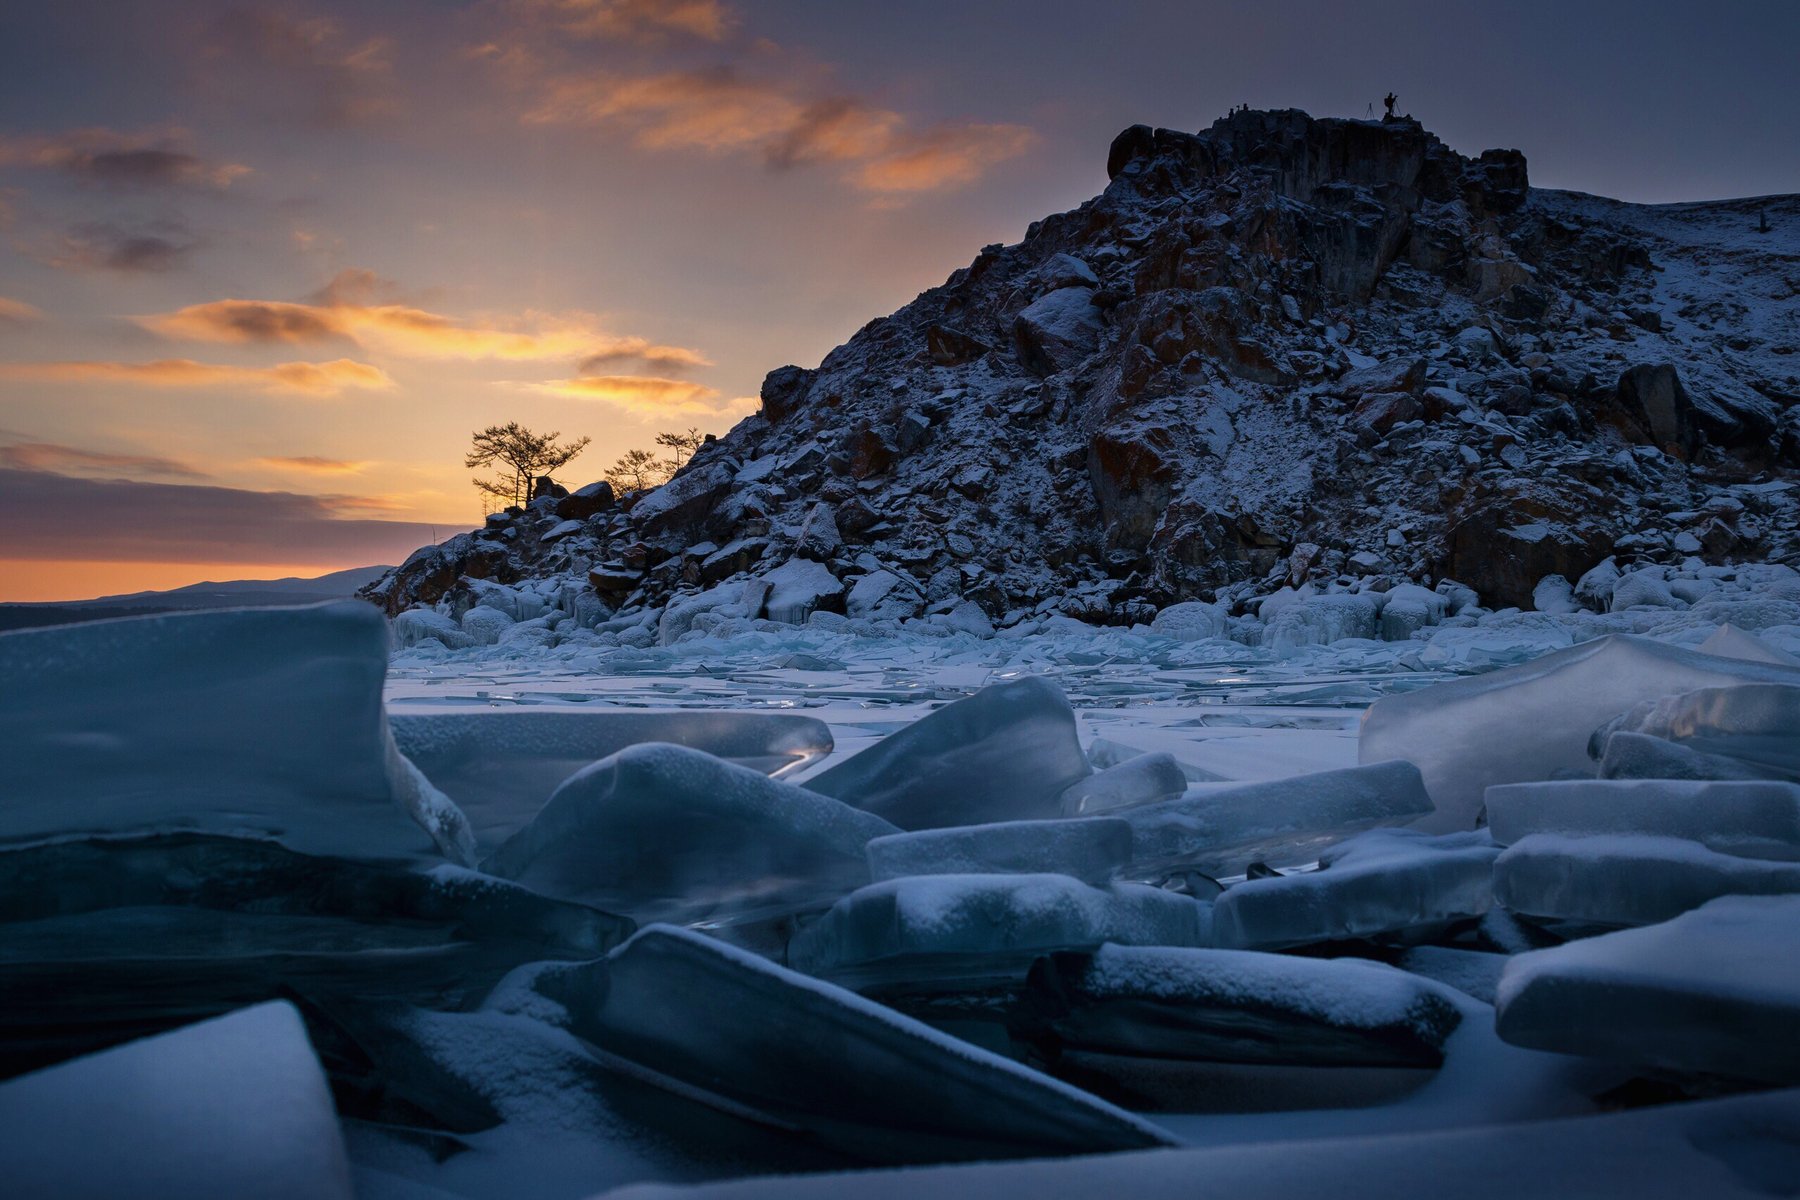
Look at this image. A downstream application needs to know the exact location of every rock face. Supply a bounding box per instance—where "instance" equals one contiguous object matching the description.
[365,107,1800,627]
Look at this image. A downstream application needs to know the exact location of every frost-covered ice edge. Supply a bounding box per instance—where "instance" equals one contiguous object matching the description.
[2,576,1800,1198]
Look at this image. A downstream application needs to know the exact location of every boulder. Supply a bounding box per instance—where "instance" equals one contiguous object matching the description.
[554,480,614,521]
[758,364,812,423]
[1015,287,1105,376]
[631,461,735,536]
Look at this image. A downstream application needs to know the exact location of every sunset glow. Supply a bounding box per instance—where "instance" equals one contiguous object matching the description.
[2,1,1795,601]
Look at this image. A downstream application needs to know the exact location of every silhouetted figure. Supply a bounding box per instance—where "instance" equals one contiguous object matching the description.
[1384,92,1397,118]
[1759,206,1772,234]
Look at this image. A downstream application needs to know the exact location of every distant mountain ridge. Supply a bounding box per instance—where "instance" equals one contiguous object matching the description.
[363,106,1799,633]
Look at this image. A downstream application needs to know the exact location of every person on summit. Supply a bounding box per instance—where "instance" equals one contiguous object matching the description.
[1383,92,1397,118]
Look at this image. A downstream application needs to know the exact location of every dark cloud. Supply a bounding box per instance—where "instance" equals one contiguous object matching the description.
[0,442,208,480]
[0,467,448,565]
[41,219,199,274]
[0,129,250,190]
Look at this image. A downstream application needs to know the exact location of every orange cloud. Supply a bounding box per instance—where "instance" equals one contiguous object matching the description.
[528,69,804,152]
[0,297,43,324]
[522,67,1034,193]
[523,0,736,42]
[0,358,393,396]
[141,276,709,368]
[529,373,752,414]
[258,455,371,474]
[0,128,250,190]
[852,123,1040,193]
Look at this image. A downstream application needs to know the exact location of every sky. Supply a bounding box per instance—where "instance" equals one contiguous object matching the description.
[1,1,1796,601]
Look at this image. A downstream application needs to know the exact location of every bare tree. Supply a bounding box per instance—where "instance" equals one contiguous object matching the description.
[465,422,590,510]
[607,447,666,493]
[655,426,706,475]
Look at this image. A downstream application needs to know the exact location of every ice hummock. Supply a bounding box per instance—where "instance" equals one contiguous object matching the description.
[390,709,833,851]
[0,1002,352,1199]
[531,924,1177,1162]
[1360,634,1800,832]
[1118,760,1434,878]
[786,874,1212,989]
[1212,828,1499,950]
[865,819,1133,887]
[1017,944,1465,1068]
[0,601,473,864]
[804,676,1092,829]
[1495,894,1800,1084]
[483,743,898,924]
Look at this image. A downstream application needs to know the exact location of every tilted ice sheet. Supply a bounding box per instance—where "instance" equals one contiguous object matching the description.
[1118,760,1434,878]
[391,710,833,851]
[484,743,897,925]
[1496,894,1800,1083]
[787,873,1212,988]
[804,676,1092,830]
[1484,778,1800,859]
[1493,833,1800,927]
[1361,634,1800,832]
[865,818,1133,887]
[0,1002,352,1200]
[1212,829,1498,950]
[539,924,1177,1162]
[0,602,470,864]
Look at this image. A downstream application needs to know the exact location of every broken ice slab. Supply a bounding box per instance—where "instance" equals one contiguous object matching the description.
[866,819,1133,887]
[1598,730,1781,782]
[1118,760,1434,878]
[1015,944,1464,1069]
[531,924,1177,1163]
[1496,894,1800,1084]
[0,1002,353,1200]
[1485,779,1800,859]
[1212,829,1499,951]
[1493,834,1800,928]
[390,709,834,850]
[0,601,473,864]
[804,676,1092,830]
[787,874,1212,990]
[1359,634,1800,833]
[0,833,633,1076]
[483,743,898,924]
[1058,752,1187,815]
[1599,683,1800,781]
[596,1084,1800,1199]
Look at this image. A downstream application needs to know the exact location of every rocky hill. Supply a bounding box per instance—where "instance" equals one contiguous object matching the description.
[362,107,1799,635]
